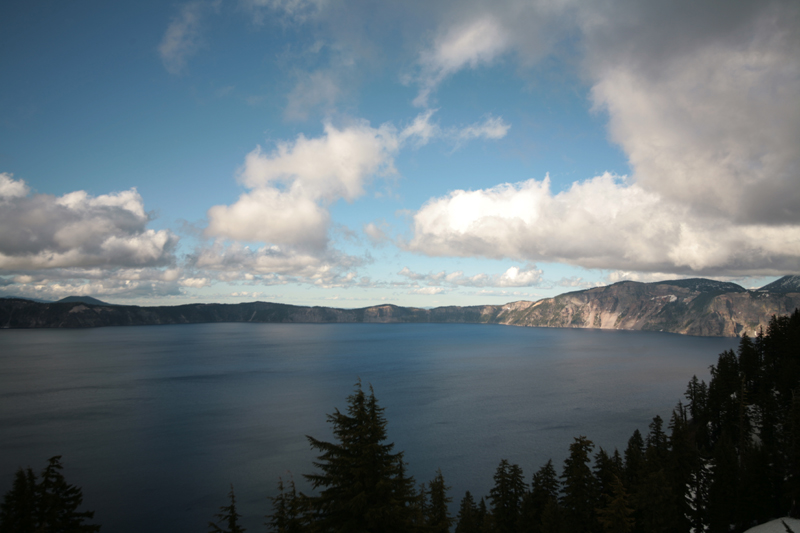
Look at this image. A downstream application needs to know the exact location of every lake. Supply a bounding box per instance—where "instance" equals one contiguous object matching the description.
[0,323,738,531]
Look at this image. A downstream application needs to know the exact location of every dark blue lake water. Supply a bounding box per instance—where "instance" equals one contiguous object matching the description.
[0,323,738,531]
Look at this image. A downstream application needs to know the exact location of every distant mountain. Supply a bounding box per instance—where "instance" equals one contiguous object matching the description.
[1,277,799,337]
[759,275,800,293]
[494,279,800,337]
[0,295,53,303]
[55,296,112,306]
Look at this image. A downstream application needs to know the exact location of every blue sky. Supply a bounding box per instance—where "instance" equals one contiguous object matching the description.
[1,0,798,306]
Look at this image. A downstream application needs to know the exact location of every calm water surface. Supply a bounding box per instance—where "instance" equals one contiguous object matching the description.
[0,323,738,531]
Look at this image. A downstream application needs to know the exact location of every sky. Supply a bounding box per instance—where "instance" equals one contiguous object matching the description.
[0,0,798,307]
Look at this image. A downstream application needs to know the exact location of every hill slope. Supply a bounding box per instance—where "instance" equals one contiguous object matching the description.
[493,280,800,336]
[1,278,799,336]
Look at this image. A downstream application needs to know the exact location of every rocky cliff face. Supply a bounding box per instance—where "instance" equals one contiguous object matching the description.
[493,280,800,336]
[2,278,799,336]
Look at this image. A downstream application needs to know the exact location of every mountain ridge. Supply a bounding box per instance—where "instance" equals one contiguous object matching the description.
[2,276,799,336]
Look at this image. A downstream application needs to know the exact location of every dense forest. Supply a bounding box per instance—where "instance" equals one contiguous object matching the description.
[2,310,798,532]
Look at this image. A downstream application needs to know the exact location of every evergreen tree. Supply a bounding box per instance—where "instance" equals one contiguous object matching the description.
[209,485,245,533]
[560,436,600,533]
[622,430,645,489]
[520,460,560,533]
[489,460,526,533]
[476,498,492,533]
[0,467,37,533]
[593,448,621,502]
[454,491,478,533]
[302,381,415,533]
[1,457,100,533]
[427,470,453,533]
[595,476,634,533]
[267,476,304,533]
[34,456,101,533]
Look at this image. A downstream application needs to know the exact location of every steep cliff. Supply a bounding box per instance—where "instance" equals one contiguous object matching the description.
[493,279,800,336]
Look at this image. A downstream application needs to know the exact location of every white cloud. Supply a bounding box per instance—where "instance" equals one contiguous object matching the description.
[589,21,800,224]
[400,110,510,148]
[236,120,399,199]
[400,110,441,147]
[0,176,177,270]
[0,173,29,201]
[399,1,799,279]
[363,221,390,245]
[206,120,400,251]
[410,286,447,295]
[414,15,512,107]
[398,264,543,288]
[159,2,206,75]
[191,242,365,288]
[407,173,800,277]
[450,115,510,143]
[180,277,211,288]
[0,267,187,301]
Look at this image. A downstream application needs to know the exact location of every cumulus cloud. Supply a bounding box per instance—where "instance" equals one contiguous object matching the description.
[407,173,800,277]
[0,267,186,301]
[414,15,511,107]
[191,241,364,288]
[398,264,543,288]
[0,173,29,201]
[403,0,800,278]
[0,175,177,271]
[206,120,400,251]
[586,2,800,225]
[159,2,206,75]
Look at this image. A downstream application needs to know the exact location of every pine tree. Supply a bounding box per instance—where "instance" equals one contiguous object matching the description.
[35,456,101,533]
[266,476,304,533]
[209,485,245,533]
[0,457,100,533]
[596,476,634,533]
[520,460,560,533]
[0,467,37,533]
[454,491,478,533]
[302,381,415,533]
[427,469,453,533]
[560,436,600,533]
[489,459,526,533]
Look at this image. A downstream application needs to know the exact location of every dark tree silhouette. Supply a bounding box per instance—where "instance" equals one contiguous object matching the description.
[208,485,245,533]
[302,381,416,533]
[0,456,100,533]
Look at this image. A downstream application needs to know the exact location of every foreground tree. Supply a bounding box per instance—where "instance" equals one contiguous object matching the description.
[209,485,245,533]
[426,469,453,533]
[266,477,304,533]
[302,381,416,533]
[0,456,100,533]
[489,460,526,533]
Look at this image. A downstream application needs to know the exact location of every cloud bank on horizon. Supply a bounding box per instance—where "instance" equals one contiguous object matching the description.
[0,0,797,304]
